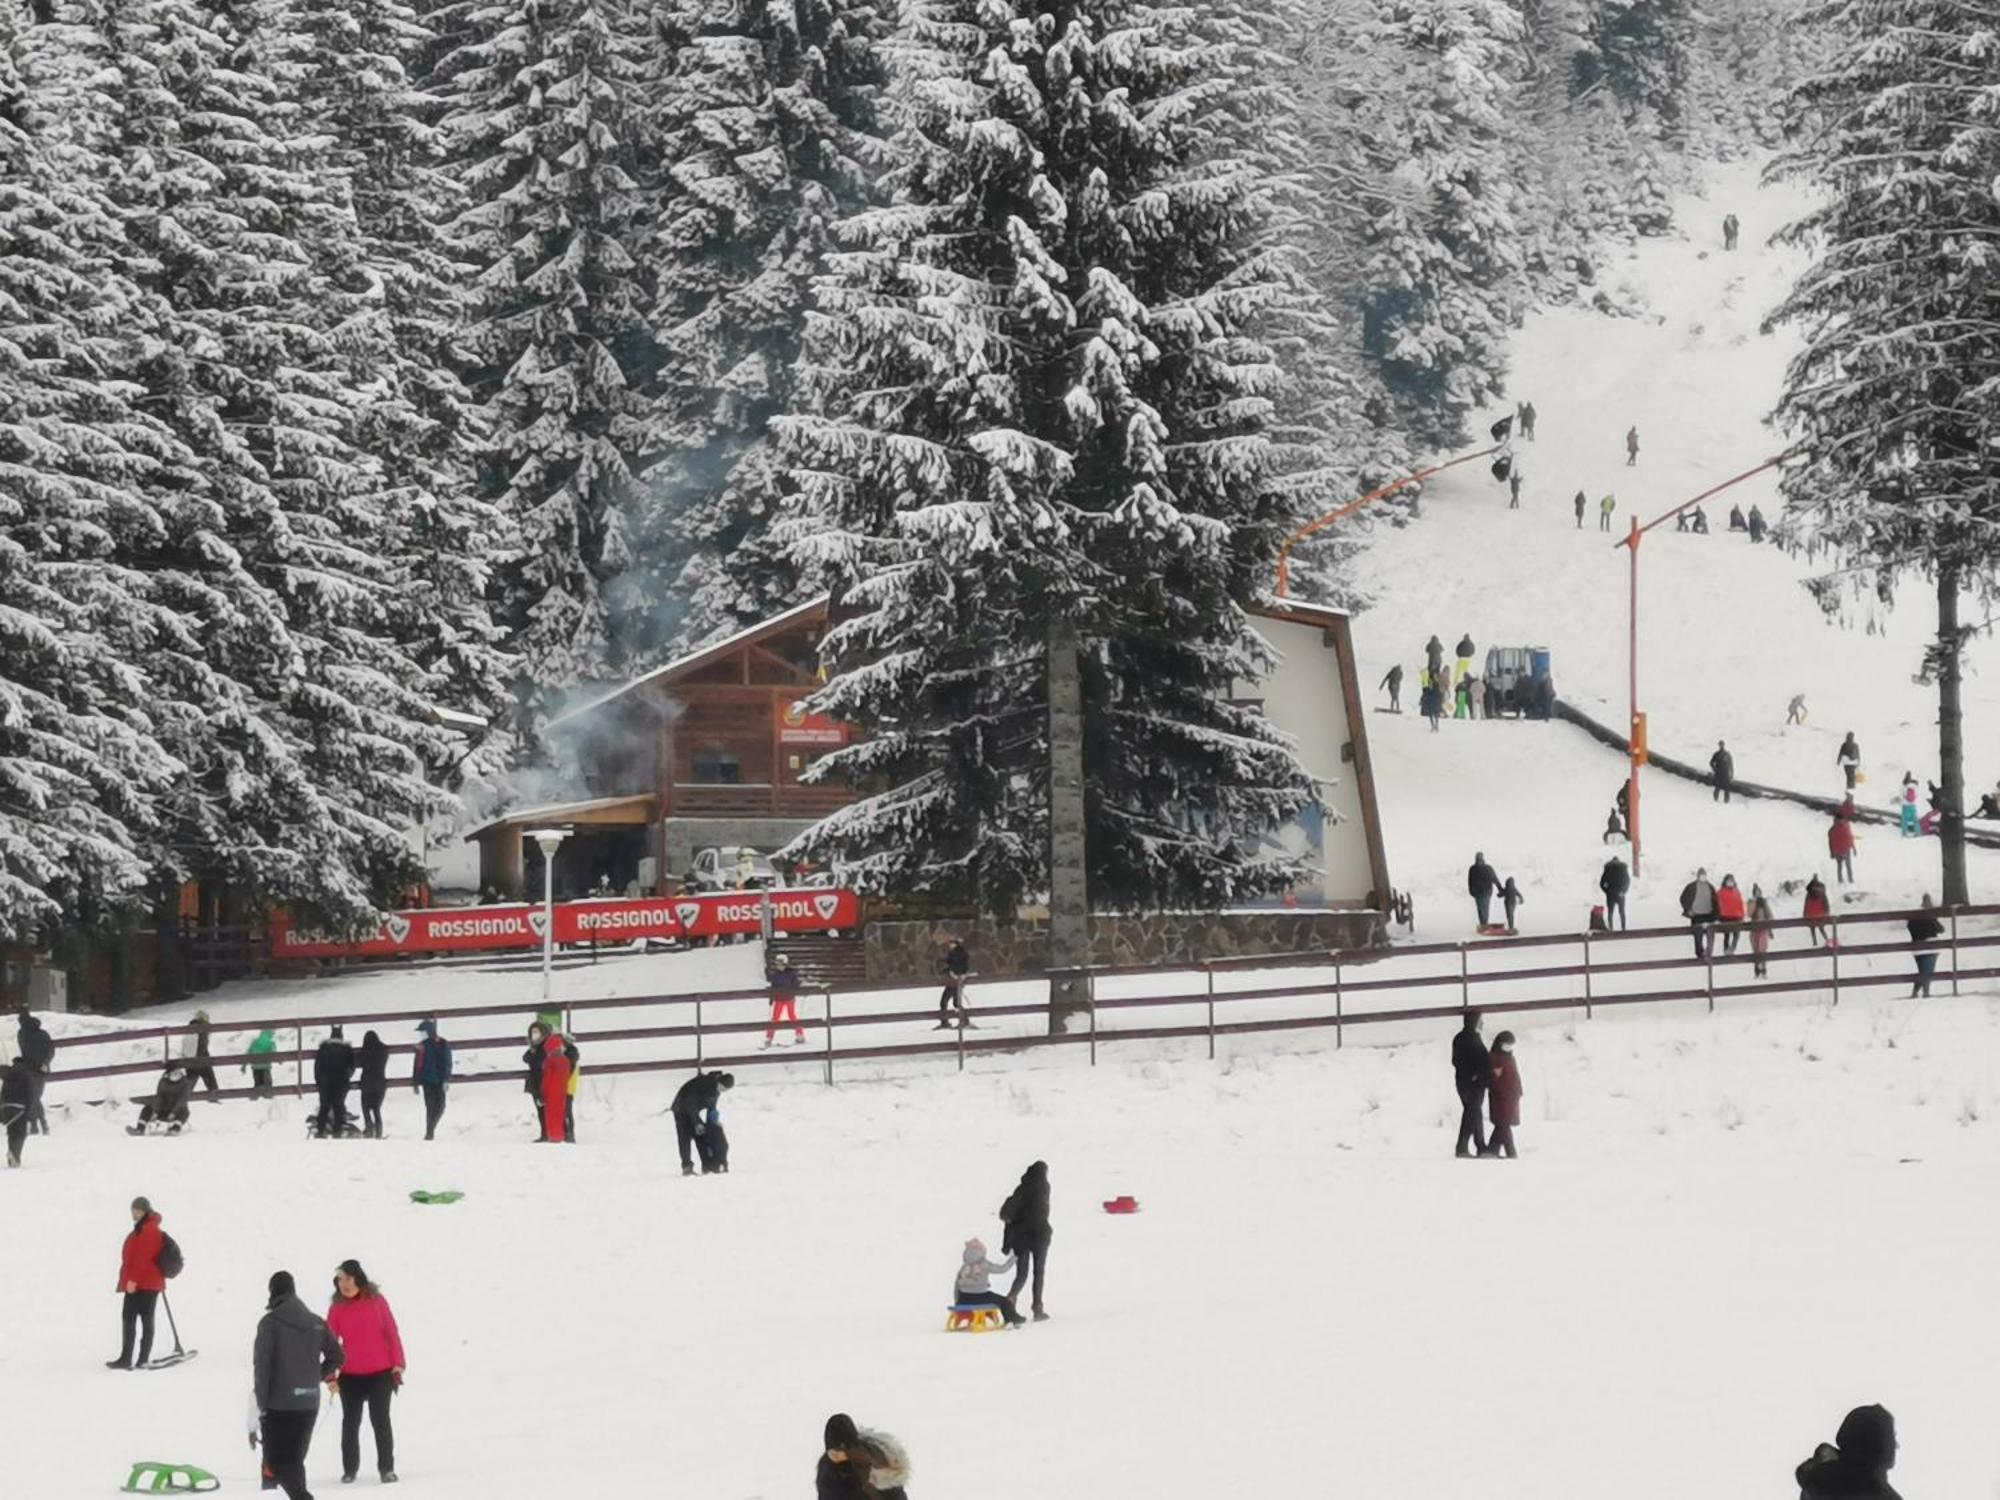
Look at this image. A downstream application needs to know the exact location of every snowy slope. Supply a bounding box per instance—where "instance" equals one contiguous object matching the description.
[8,987,2000,1499]
[1354,158,2000,931]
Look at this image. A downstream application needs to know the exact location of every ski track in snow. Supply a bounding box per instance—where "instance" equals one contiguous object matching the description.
[11,161,2000,1498]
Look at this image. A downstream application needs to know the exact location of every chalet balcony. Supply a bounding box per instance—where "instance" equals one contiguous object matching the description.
[670,782,852,818]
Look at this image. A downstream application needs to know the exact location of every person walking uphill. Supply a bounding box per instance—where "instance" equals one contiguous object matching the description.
[1467,853,1500,929]
[818,1413,912,1500]
[1574,489,1586,528]
[110,1197,168,1368]
[1908,896,1945,998]
[357,1031,389,1140]
[325,1259,404,1484]
[1837,732,1862,791]
[1451,1011,1489,1157]
[1000,1161,1052,1321]
[1709,741,1736,804]
[1486,1031,1523,1158]
[1829,806,1858,884]
[1796,1403,1903,1500]
[1680,868,1719,958]
[411,1020,451,1141]
[1626,425,1640,465]
[672,1070,735,1176]
[1599,855,1631,931]
[253,1270,344,1500]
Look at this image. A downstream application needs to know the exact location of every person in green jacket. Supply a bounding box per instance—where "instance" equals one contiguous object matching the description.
[245,1030,277,1097]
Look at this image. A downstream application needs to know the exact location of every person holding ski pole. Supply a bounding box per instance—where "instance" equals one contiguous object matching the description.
[110,1196,168,1369]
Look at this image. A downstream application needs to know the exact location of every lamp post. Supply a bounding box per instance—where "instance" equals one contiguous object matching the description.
[1614,452,1793,877]
[526,828,569,1003]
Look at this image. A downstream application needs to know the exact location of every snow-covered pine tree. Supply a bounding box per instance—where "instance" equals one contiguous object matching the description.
[781,0,1319,916]
[1360,0,1523,449]
[1765,0,2000,906]
[1576,0,1695,146]
[439,0,651,730]
[627,0,890,657]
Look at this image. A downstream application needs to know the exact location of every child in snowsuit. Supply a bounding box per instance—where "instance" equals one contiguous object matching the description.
[951,1238,1025,1325]
[1486,1032,1523,1158]
[1803,876,1832,947]
[1899,775,1920,836]
[1499,877,1524,934]
[245,1029,277,1096]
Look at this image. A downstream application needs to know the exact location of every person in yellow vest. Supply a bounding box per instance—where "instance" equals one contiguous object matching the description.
[564,1041,581,1143]
[1599,492,1617,531]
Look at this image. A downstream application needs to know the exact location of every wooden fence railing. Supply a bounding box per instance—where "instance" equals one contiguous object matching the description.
[43,902,1998,1101]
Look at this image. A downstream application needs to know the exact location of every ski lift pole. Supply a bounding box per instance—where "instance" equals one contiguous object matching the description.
[1274,444,1503,598]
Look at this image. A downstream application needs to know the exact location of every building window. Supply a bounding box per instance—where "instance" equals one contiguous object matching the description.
[692,747,742,784]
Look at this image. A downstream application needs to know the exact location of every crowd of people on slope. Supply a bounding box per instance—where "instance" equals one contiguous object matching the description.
[1387,632,1555,731]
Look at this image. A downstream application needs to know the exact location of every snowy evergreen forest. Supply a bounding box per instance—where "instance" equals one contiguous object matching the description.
[0,0,1810,935]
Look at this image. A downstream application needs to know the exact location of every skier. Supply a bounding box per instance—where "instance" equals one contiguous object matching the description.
[1722,212,1739,251]
[1837,733,1862,790]
[1467,853,1500,929]
[357,1031,389,1140]
[1908,896,1945,997]
[672,1070,735,1176]
[1796,1404,1902,1500]
[1709,740,1735,803]
[1679,868,1719,958]
[1625,425,1639,465]
[1787,693,1808,726]
[1599,492,1616,531]
[1425,635,1445,676]
[1,1055,30,1167]
[181,1009,218,1094]
[245,1028,278,1097]
[819,1413,912,1500]
[951,1237,1025,1326]
[935,934,971,1029]
[1420,669,1443,732]
[1573,489,1586,528]
[764,952,806,1047]
[1747,886,1776,978]
[1485,1031,1523,1159]
[1499,876,1524,934]
[111,1196,168,1369]
[412,1019,452,1141]
[326,1259,404,1485]
[16,1007,53,1133]
[1715,874,1747,955]
[133,1063,195,1134]
[1378,663,1403,711]
[253,1270,344,1500]
[1507,466,1522,508]
[1451,1010,1489,1158]
[1000,1160,1053,1321]
[1747,505,1767,542]
[313,1026,356,1138]
[1598,856,1630,931]
[538,1027,573,1144]
[1520,400,1537,440]
[1803,874,1832,946]
[1898,773,1920,836]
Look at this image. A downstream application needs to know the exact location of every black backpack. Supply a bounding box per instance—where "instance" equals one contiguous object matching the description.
[155,1233,184,1280]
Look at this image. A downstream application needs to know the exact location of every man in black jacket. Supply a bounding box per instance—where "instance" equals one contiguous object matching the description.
[1709,740,1735,803]
[1451,1011,1489,1157]
[312,1027,355,1138]
[935,935,971,1029]
[1797,1403,1901,1500]
[1908,897,1945,997]
[17,1009,53,1133]
[252,1270,344,1500]
[1,1057,30,1167]
[1467,853,1500,928]
[1599,856,1631,931]
[672,1070,734,1176]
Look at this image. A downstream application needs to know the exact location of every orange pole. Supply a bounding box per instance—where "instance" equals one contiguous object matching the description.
[1276,445,1501,597]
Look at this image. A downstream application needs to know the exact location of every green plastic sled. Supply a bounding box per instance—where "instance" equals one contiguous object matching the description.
[409,1189,464,1205]
[122,1461,219,1493]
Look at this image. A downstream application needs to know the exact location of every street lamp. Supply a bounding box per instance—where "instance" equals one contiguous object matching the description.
[526,828,569,1003]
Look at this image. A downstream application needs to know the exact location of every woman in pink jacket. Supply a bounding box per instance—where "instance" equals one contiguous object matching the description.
[326,1259,405,1484]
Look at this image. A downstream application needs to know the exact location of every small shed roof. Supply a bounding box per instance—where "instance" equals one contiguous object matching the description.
[465,794,657,840]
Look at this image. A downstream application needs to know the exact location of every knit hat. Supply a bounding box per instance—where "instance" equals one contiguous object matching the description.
[963,1237,986,1261]
[718,1073,735,1090]
[268,1271,295,1300]
[824,1413,858,1450]
[131,1196,152,1214]
[1835,1405,1896,1470]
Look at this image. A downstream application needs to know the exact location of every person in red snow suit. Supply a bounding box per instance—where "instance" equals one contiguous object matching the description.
[1828,809,1857,883]
[1803,875,1832,946]
[111,1196,168,1368]
[1715,874,1747,955]
[1485,1032,1523,1159]
[326,1259,404,1483]
[539,1031,572,1144]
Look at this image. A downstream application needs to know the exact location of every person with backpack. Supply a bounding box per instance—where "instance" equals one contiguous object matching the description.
[764,953,806,1047]
[1679,868,1719,958]
[1796,1403,1902,1500]
[1451,1010,1489,1158]
[1486,1032,1523,1158]
[254,1270,344,1500]
[1908,896,1945,998]
[1,1056,31,1167]
[672,1070,735,1176]
[325,1259,403,1485]
[1467,853,1500,929]
[1598,856,1630,931]
[313,1026,356,1138]
[111,1196,171,1368]
[16,1008,53,1133]
[1837,732,1862,790]
[412,1019,452,1141]
[818,1413,912,1500]
[357,1031,389,1140]
[1000,1160,1053,1321]
[245,1029,278,1097]
[1709,741,1736,803]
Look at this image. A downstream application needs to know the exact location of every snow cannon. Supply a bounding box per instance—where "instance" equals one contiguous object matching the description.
[1102,1195,1140,1214]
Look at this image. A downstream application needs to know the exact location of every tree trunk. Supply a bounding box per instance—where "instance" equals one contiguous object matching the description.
[1045,618,1090,1032]
[1936,565,1970,906]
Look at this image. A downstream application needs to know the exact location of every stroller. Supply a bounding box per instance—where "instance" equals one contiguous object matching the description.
[129,1066,195,1135]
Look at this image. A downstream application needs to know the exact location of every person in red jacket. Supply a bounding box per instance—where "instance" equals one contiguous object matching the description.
[111,1195,167,1368]
[1829,807,1858,884]
[1715,874,1747,955]
[539,1030,573,1144]
[1485,1032,1523,1159]
[1803,874,1832,947]
[326,1258,405,1484]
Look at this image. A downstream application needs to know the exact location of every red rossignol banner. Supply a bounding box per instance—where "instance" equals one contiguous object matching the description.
[268,888,861,960]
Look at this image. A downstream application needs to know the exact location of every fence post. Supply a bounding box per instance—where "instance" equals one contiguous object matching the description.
[1333,957,1344,1050]
[1205,965,1215,1062]
[294,1024,303,1097]
[823,992,834,1086]
[1704,938,1715,1015]
[1582,933,1594,1020]
[1829,913,1840,1005]
[1459,944,1470,1013]
[1950,907,1961,997]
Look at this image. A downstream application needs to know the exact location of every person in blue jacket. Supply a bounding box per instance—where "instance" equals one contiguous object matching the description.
[411,1019,453,1142]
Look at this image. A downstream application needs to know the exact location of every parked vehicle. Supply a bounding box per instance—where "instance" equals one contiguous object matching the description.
[688,846,782,892]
